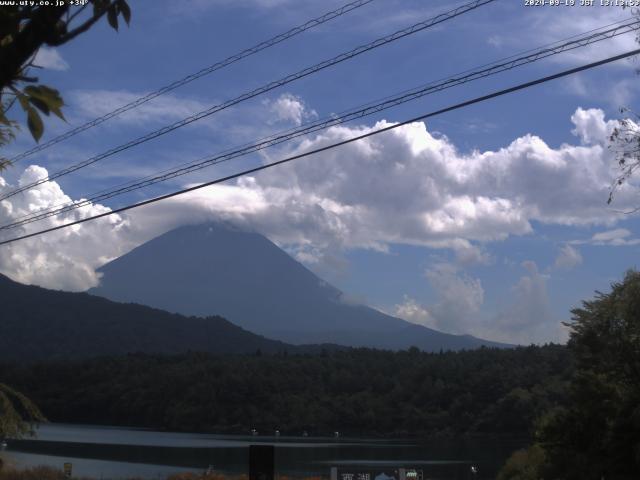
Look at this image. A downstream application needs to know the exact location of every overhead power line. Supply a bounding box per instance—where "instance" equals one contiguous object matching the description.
[0,0,497,203]
[1,48,638,247]
[7,0,377,165]
[3,18,638,231]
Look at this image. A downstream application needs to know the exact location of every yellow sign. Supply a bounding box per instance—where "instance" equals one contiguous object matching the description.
[63,463,72,478]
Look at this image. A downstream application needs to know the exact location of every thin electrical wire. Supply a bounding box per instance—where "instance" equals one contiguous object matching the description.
[0,0,497,202]
[3,18,638,231]
[7,0,377,164]
[1,48,637,247]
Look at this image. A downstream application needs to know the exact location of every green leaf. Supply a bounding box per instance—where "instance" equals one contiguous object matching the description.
[24,85,65,120]
[18,92,44,141]
[107,4,119,30]
[28,96,50,116]
[92,0,109,17]
[26,106,44,142]
[17,93,30,111]
[118,0,131,25]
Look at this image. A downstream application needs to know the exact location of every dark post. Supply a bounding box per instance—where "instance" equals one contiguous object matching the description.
[249,444,274,480]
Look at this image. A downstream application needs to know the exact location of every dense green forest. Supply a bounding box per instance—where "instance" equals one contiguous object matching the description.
[0,344,570,438]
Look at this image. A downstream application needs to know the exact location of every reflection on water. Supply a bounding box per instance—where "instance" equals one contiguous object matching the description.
[0,424,524,480]
[29,424,387,448]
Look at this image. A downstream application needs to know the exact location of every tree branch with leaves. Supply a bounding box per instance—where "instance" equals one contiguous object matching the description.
[0,0,131,167]
[0,383,46,440]
[609,109,640,212]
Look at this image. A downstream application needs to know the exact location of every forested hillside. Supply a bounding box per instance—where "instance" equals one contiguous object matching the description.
[0,274,335,360]
[0,345,570,437]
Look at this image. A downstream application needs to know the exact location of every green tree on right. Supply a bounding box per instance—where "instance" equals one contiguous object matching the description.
[499,270,640,480]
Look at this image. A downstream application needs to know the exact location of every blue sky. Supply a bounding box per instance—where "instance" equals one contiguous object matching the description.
[1,0,640,344]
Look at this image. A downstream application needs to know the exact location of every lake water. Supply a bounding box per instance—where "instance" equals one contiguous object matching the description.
[0,424,524,480]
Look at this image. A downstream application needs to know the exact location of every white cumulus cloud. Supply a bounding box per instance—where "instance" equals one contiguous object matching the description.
[0,166,131,291]
[423,263,484,335]
[554,244,583,270]
[265,93,318,126]
[155,107,637,257]
[33,47,70,71]
[490,261,564,345]
[571,107,616,145]
[393,295,433,327]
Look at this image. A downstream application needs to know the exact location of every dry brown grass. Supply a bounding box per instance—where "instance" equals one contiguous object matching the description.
[0,466,326,480]
[0,466,144,480]
[0,466,70,480]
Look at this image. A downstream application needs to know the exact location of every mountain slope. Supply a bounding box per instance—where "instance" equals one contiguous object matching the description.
[89,223,508,351]
[0,273,315,362]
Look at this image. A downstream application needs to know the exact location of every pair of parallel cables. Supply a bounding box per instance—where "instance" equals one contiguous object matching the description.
[0,0,498,202]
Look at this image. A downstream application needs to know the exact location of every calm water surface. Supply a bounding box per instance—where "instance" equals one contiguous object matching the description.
[0,424,524,480]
